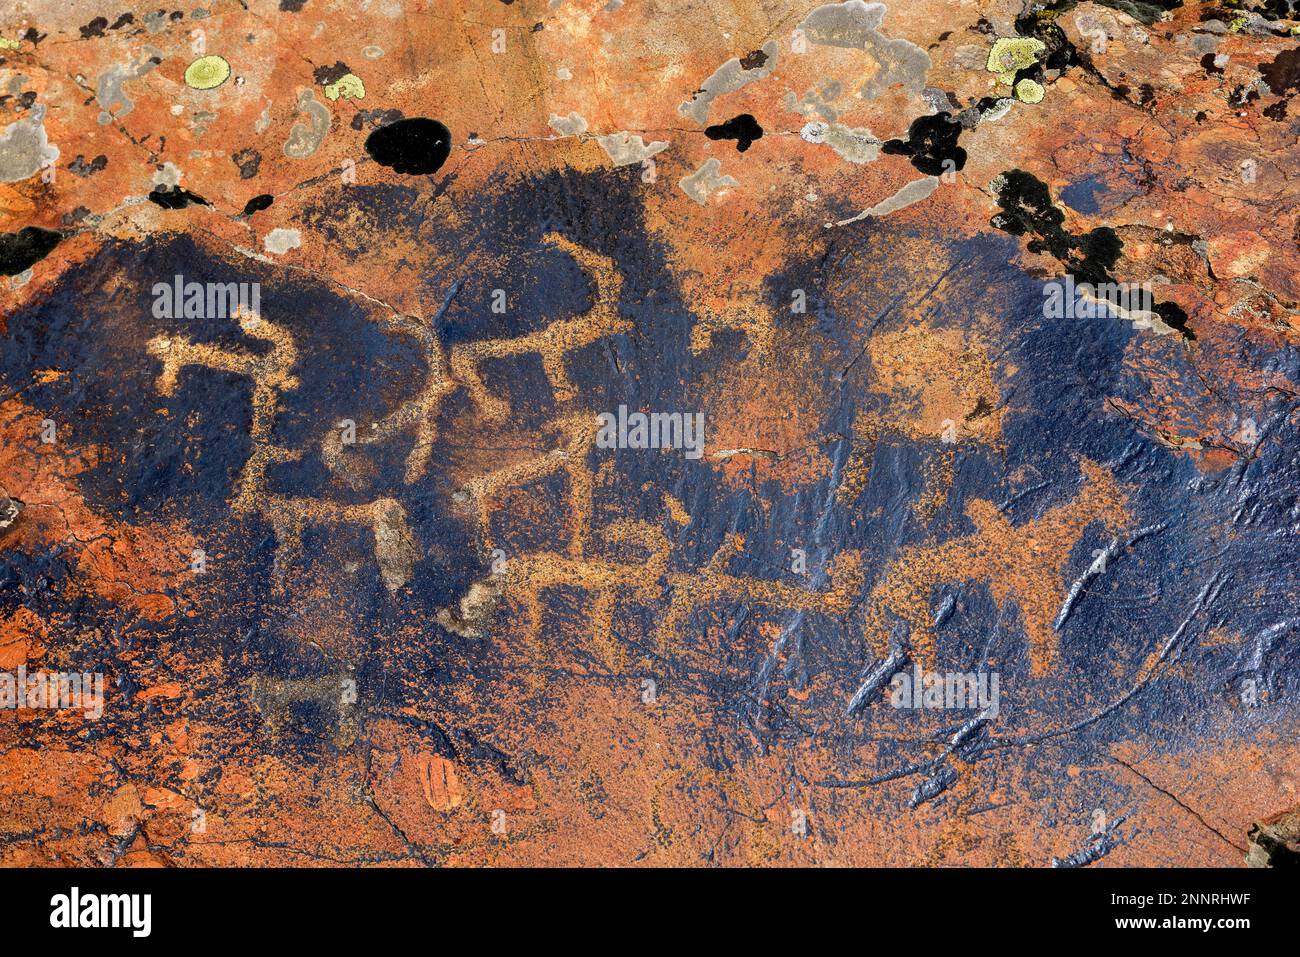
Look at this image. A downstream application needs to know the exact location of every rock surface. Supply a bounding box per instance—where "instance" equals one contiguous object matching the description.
[0,0,1298,866]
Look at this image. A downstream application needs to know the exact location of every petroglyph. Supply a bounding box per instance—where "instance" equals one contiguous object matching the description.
[146,308,417,594]
[860,460,1130,675]
[449,233,629,422]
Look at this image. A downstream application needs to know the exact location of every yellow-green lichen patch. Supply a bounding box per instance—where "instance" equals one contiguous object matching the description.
[323,73,365,101]
[987,37,1045,85]
[184,55,231,91]
[0,35,20,51]
[1015,78,1045,103]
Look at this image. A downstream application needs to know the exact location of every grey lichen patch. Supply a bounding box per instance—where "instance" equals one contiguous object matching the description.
[435,578,503,638]
[373,501,418,594]
[142,9,171,32]
[830,175,938,227]
[263,228,302,255]
[679,39,780,124]
[921,87,957,113]
[596,131,668,166]
[678,157,738,205]
[283,89,330,159]
[151,161,183,188]
[95,47,165,124]
[785,83,844,123]
[800,120,881,164]
[796,1,930,100]
[981,97,1015,122]
[548,111,589,136]
[192,110,219,137]
[0,487,22,532]
[0,106,59,182]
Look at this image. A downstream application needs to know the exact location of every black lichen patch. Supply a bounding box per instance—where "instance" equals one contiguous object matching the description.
[1228,84,1260,108]
[1107,0,1184,23]
[1033,0,1182,26]
[991,169,1194,339]
[0,226,62,276]
[75,14,134,39]
[68,154,108,178]
[232,148,262,180]
[61,206,90,228]
[0,90,38,113]
[279,0,307,10]
[79,16,109,39]
[1236,0,1300,21]
[351,107,405,132]
[739,48,768,70]
[704,113,763,152]
[992,170,1120,281]
[1013,15,1079,76]
[882,112,966,176]
[313,61,352,87]
[1265,0,1300,18]
[1261,46,1300,95]
[147,185,211,209]
[242,194,274,216]
[1152,301,1191,336]
[364,117,452,176]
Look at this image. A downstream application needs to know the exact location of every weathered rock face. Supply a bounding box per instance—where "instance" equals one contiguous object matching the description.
[0,0,1298,867]
[1247,807,1300,867]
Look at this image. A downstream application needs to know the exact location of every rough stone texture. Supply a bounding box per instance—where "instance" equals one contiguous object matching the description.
[0,0,1298,867]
